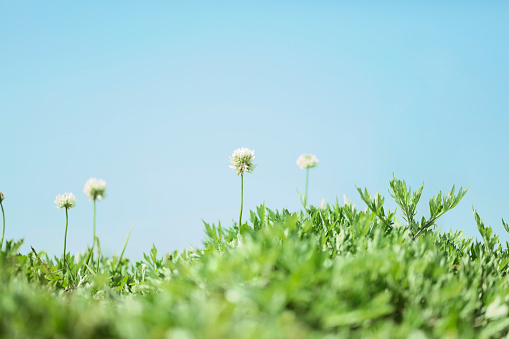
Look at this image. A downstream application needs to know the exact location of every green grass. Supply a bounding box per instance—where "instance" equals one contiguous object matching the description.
[1,177,509,338]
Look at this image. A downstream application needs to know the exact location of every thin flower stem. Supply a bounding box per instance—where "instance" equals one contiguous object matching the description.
[0,202,5,251]
[93,199,96,248]
[63,207,69,273]
[304,168,309,208]
[239,173,244,228]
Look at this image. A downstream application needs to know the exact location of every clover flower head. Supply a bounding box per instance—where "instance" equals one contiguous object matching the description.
[229,147,257,175]
[83,178,107,201]
[0,192,4,203]
[296,154,319,169]
[54,193,77,209]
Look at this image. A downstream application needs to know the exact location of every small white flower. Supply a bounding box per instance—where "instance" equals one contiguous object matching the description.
[54,193,77,209]
[296,154,319,169]
[229,147,257,175]
[0,192,4,203]
[83,178,107,201]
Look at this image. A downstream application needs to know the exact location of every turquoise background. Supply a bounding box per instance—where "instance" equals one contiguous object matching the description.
[1,1,508,259]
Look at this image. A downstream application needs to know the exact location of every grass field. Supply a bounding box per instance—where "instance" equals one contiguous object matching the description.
[1,175,508,338]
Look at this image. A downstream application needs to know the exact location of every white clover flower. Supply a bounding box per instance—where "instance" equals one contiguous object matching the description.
[0,192,4,203]
[296,154,319,169]
[54,193,77,209]
[229,147,257,175]
[83,178,107,201]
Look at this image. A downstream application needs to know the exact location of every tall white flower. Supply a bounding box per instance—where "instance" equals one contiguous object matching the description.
[229,147,257,175]
[297,153,319,209]
[54,193,77,209]
[229,147,257,228]
[83,178,107,201]
[55,192,76,273]
[296,154,319,169]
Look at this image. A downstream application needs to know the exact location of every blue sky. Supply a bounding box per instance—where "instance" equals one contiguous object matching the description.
[1,2,508,260]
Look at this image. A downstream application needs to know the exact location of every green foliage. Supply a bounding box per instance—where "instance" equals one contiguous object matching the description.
[358,174,468,239]
[357,186,397,231]
[0,176,508,338]
[389,173,423,230]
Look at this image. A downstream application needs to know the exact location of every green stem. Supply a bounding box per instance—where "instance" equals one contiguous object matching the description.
[93,199,96,248]
[239,173,244,228]
[63,207,69,273]
[304,168,309,208]
[412,215,440,240]
[0,202,5,251]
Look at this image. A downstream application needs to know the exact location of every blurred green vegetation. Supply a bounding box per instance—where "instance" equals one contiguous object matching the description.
[1,176,508,338]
